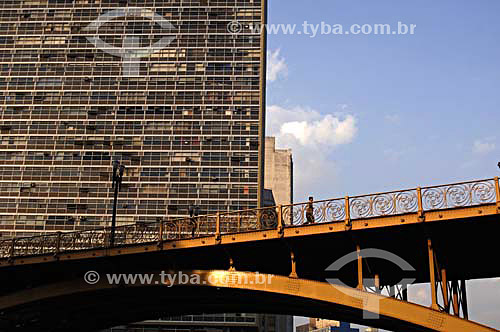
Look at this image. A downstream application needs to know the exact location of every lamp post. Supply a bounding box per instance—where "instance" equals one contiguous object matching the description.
[110,160,125,247]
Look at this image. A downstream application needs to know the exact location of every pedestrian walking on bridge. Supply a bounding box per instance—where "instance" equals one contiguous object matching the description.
[305,196,315,224]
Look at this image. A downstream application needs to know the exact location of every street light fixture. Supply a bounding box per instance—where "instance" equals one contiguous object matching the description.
[110,160,125,246]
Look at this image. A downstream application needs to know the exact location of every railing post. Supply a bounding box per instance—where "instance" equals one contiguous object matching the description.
[495,177,500,212]
[158,220,164,248]
[257,209,262,230]
[55,232,61,257]
[215,212,221,244]
[345,196,351,230]
[10,238,15,259]
[417,187,425,221]
[277,205,284,237]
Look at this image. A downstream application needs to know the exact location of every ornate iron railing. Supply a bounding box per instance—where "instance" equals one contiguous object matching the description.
[1,177,499,259]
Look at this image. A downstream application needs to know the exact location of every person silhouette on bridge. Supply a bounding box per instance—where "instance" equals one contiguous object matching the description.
[305,196,315,224]
[189,205,200,237]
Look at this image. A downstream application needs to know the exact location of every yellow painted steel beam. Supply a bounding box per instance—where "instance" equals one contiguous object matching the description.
[0,271,496,332]
[427,238,439,310]
[441,268,449,312]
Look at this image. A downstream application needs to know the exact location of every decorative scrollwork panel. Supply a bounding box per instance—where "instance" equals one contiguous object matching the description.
[350,191,418,219]
[422,180,496,211]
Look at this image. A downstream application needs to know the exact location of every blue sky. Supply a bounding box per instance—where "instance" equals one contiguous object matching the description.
[264,0,500,329]
[266,0,500,198]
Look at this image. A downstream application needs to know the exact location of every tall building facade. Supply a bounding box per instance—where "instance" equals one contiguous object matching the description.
[0,0,267,238]
[264,136,292,206]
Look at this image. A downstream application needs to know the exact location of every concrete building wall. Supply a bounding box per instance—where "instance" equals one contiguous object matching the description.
[263,137,294,331]
[264,137,293,206]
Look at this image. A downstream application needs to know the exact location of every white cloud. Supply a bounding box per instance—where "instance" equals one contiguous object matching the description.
[267,49,288,82]
[267,105,357,148]
[280,115,357,147]
[267,105,358,199]
[473,139,496,154]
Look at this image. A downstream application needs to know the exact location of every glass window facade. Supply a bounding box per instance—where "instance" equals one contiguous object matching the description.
[0,0,265,238]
